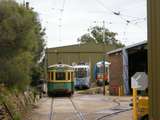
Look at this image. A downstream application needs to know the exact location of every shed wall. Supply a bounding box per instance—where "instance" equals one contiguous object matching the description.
[108,52,123,95]
[46,42,116,81]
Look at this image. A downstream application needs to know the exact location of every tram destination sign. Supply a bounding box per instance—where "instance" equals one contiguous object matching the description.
[131,72,148,90]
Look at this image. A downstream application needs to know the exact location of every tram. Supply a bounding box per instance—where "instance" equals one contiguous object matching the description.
[47,64,74,96]
[94,61,110,86]
[74,64,90,89]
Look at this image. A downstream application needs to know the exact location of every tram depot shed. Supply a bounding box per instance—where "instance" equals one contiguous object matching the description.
[107,41,147,95]
[46,42,118,81]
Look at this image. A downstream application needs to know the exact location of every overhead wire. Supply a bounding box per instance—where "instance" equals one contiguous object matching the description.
[94,0,147,45]
[58,0,66,42]
[95,0,146,25]
[95,0,147,34]
[95,0,114,14]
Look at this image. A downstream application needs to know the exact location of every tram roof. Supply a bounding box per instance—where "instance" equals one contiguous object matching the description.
[48,64,73,69]
[96,61,110,66]
[73,65,90,68]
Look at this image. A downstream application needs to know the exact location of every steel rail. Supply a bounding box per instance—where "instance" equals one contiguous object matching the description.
[95,98,132,120]
[95,108,132,120]
[49,98,54,120]
[69,97,86,120]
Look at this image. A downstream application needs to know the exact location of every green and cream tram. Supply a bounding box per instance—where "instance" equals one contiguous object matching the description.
[47,64,74,96]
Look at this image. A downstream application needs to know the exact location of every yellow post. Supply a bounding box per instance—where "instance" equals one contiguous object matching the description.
[121,86,124,96]
[118,86,123,96]
[133,88,138,120]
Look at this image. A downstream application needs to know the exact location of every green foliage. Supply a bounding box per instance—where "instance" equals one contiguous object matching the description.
[30,65,43,86]
[78,26,125,48]
[13,112,21,120]
[0,0,45,90]
[0,52,32,89]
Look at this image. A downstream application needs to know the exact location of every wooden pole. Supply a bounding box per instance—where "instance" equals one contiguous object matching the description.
[148,0,160,119]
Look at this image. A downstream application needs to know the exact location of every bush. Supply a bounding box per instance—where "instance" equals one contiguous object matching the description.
[0,0,45,90]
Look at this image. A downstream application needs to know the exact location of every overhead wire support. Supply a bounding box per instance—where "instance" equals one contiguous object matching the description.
[95,0,146,25]
[102,20,106,96]
[93,20,107,95]
[113,11,120,16]
[95,0,128,24]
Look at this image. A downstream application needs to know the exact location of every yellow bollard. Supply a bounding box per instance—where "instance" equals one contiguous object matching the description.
[133,88,138,120]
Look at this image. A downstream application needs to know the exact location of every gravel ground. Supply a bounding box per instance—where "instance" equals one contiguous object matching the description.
[25,94,132,120]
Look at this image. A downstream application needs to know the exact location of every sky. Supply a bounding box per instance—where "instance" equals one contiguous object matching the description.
[17,0,147,48]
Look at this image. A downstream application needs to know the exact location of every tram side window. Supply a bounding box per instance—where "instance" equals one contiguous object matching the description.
[51,72,54,80]
[68,72,70,80]
[97,66,108,73]
[56,72,65,80]
[98,66,103,73]
[76,68,87,78]
[71,72,73,80]
[105,67,108,72]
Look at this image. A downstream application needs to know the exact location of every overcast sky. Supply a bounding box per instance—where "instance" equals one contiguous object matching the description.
[17,0,147,48]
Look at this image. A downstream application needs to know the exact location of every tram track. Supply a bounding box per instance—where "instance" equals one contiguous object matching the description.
[69,97,131,120]
[49,97,86,120]
[49,98,54,120]
[69,97,86,120]
[66,97,130,120]
[95,108,132,120]
[94,98,132,120]
[48,96,131,120]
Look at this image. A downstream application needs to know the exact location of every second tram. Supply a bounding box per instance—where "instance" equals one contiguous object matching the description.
[74,64,90,89]
[94,61,110,86]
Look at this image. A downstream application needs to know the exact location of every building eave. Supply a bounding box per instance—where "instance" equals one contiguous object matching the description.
[107,40,147,55]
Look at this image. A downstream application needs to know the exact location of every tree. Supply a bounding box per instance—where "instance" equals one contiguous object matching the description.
[78,26,124,48]
[0,0,45,90]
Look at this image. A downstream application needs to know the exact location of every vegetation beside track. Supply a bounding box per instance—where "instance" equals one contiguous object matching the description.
[0,0,45,90]
[0,1,45,119]
[0,85,40,120]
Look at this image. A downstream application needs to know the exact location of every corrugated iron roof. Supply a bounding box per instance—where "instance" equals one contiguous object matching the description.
[107,41,147,55]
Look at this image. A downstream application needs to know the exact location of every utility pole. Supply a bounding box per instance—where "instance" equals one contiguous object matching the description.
[148,0,160,119]
[44,48,48,94]
[102,20,106,96]
[45,48,48,81]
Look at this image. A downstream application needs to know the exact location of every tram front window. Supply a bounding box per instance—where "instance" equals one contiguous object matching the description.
[56,72,66,80]
[75,68,87,78]
[97,66,108,73]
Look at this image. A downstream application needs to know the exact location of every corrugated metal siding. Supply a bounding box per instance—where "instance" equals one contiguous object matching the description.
[48,42,116,53]
[46,42,116,81]
[148,0,160,119]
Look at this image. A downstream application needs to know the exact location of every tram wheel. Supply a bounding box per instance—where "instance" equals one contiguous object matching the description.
[67,93,72,97]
